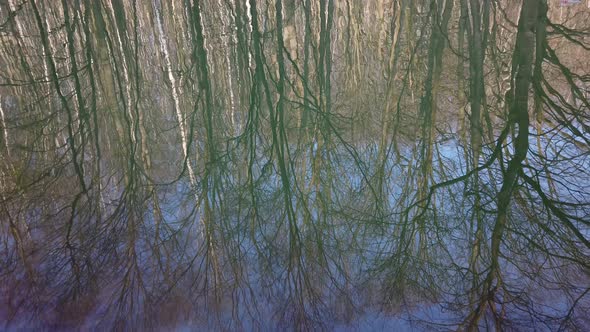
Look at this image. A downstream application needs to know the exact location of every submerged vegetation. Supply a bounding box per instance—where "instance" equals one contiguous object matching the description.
[0,0,589,330]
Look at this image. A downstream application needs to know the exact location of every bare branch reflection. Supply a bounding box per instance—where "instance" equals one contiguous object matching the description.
[1,0,589,330]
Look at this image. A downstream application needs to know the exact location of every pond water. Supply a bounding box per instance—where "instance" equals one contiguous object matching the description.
[1,0,589,330]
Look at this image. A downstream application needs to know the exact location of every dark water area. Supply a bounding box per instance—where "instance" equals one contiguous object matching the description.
[1,0,589,330]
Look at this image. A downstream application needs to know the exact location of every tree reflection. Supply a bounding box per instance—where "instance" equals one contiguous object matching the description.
[1,0,589,330]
